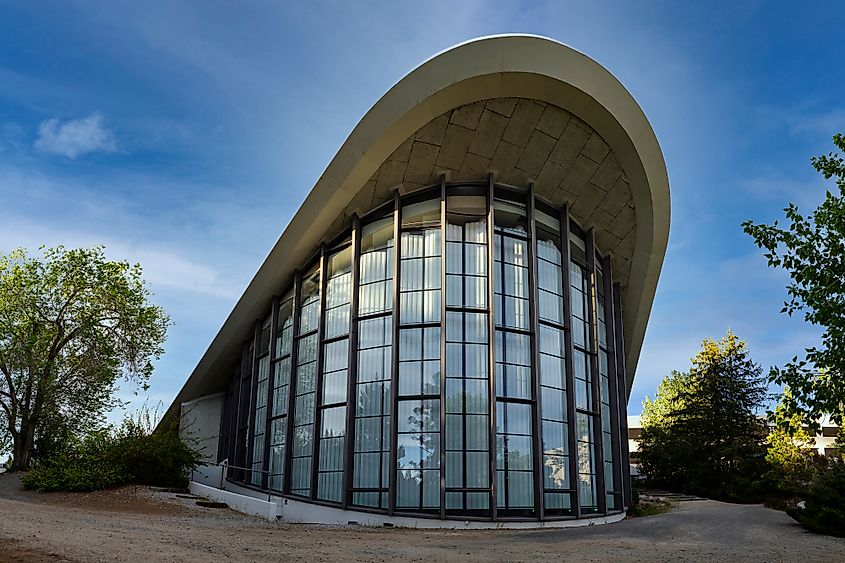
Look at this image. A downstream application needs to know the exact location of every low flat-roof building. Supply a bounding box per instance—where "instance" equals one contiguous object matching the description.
[162,35,670,527]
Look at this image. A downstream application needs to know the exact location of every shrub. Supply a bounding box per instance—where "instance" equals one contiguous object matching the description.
[21,414,200,492]
[787,459,845,537]
[111,419,198,488]
[21,431,129,492]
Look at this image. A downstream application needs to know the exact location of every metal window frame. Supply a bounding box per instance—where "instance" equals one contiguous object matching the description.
[486,174,498,520]
[260,296,280,490]
[282,270,303,494]
[342,214,362,509]
[559,204,581,518]
[388,190,401,515]
[442,181,493,517]
[309,245,329,501]
[612,281,632,509]
[491,183,538,519]
[439,176,447,519]
[527,183,544,521]
[585,229,607,515]
[601,255,624,512]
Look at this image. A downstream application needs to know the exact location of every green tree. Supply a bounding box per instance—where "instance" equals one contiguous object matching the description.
[637,331,769,500]
[0,246,169,471]
[765,388,818,496]
[742,133,845,424]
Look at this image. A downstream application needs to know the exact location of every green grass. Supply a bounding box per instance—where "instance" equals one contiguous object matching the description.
[627,499,672,517]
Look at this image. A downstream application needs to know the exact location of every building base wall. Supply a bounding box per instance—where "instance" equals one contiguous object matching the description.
[189,479,627,528]
[190,481,281,521]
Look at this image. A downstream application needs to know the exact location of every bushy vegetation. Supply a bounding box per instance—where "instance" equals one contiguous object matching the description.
[21,411,200,492]
[787,459,845,537]
[762,389,822,505]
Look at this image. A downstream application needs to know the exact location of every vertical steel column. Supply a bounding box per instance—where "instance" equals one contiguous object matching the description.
[282,270,303,494]
[262,296,280,490]
[388,191,401,515]
[310,245,328,500]
[585,229,607,514]
[526,184,544,520]
[559,205,580,517]
[231,355,244,478]
[612,282,632,509]
[439,177,447,519]
[486,174,498,520]
[245,321,261,484]
[342,215,362,509]
[601,255,624,512]
[216,379,229,464]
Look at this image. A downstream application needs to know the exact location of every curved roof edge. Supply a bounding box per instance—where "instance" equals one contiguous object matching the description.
[161,35,670,426]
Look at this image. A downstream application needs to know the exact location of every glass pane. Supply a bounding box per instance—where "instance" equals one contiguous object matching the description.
[402,199,440,228]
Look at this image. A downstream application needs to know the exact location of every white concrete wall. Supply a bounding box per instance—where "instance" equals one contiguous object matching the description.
[190,481,281,521]
[277,497,625,528]
[190,476,626,528]
[180,393,224,462]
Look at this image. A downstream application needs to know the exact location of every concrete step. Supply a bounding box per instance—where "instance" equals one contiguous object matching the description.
[196,500,229,509]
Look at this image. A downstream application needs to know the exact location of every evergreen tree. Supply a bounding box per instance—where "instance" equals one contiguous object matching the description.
[637,331,769,501]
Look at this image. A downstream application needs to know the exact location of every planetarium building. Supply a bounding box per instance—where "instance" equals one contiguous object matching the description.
[164,35,670,527]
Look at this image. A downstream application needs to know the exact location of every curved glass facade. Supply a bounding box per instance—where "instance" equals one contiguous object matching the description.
[218,181,630,521]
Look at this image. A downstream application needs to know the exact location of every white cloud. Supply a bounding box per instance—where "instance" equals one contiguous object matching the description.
[34,112,117,158]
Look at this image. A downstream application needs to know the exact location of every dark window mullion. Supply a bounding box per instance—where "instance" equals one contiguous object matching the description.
[311,245,328,501]
[527,183,544,520]
[245,322,260,484]
[559,204,580,517]
[342,214,361,509]
[388,190,401,515]
[261,296,280,490]
[585,229,606,515]
[486,174,498,520]
[601,254,623,512]
[612,281,632,509]
[439,176,447,519]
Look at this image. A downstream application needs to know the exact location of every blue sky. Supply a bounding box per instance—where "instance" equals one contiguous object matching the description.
[0,1,842,421]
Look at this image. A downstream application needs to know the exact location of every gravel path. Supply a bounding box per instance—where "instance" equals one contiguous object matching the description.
[1,474,844,562]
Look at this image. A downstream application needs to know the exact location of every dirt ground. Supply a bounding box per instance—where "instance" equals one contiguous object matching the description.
[1,474,844,562]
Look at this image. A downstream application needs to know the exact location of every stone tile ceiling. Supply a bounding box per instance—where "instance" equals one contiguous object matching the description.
[338,98,636,289]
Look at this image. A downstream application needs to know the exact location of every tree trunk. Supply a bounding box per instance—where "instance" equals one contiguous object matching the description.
[9,422,34,471]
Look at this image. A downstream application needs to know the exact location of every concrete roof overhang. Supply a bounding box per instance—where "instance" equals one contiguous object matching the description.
[161,35,669,426]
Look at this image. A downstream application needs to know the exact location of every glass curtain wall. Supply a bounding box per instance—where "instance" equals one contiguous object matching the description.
[569,232,599,513]
[445,193,490,515]
[290,266,321,497]
[235,345,253,483]
[396,199,442,513]
[316,246,352,502]
[596,262,619,511]
[493,196,536,516]
[535,208,573,515]
[250,316,272,485]
[268,291,294,491]
[352,217,394,508]
[222,182,627,521]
